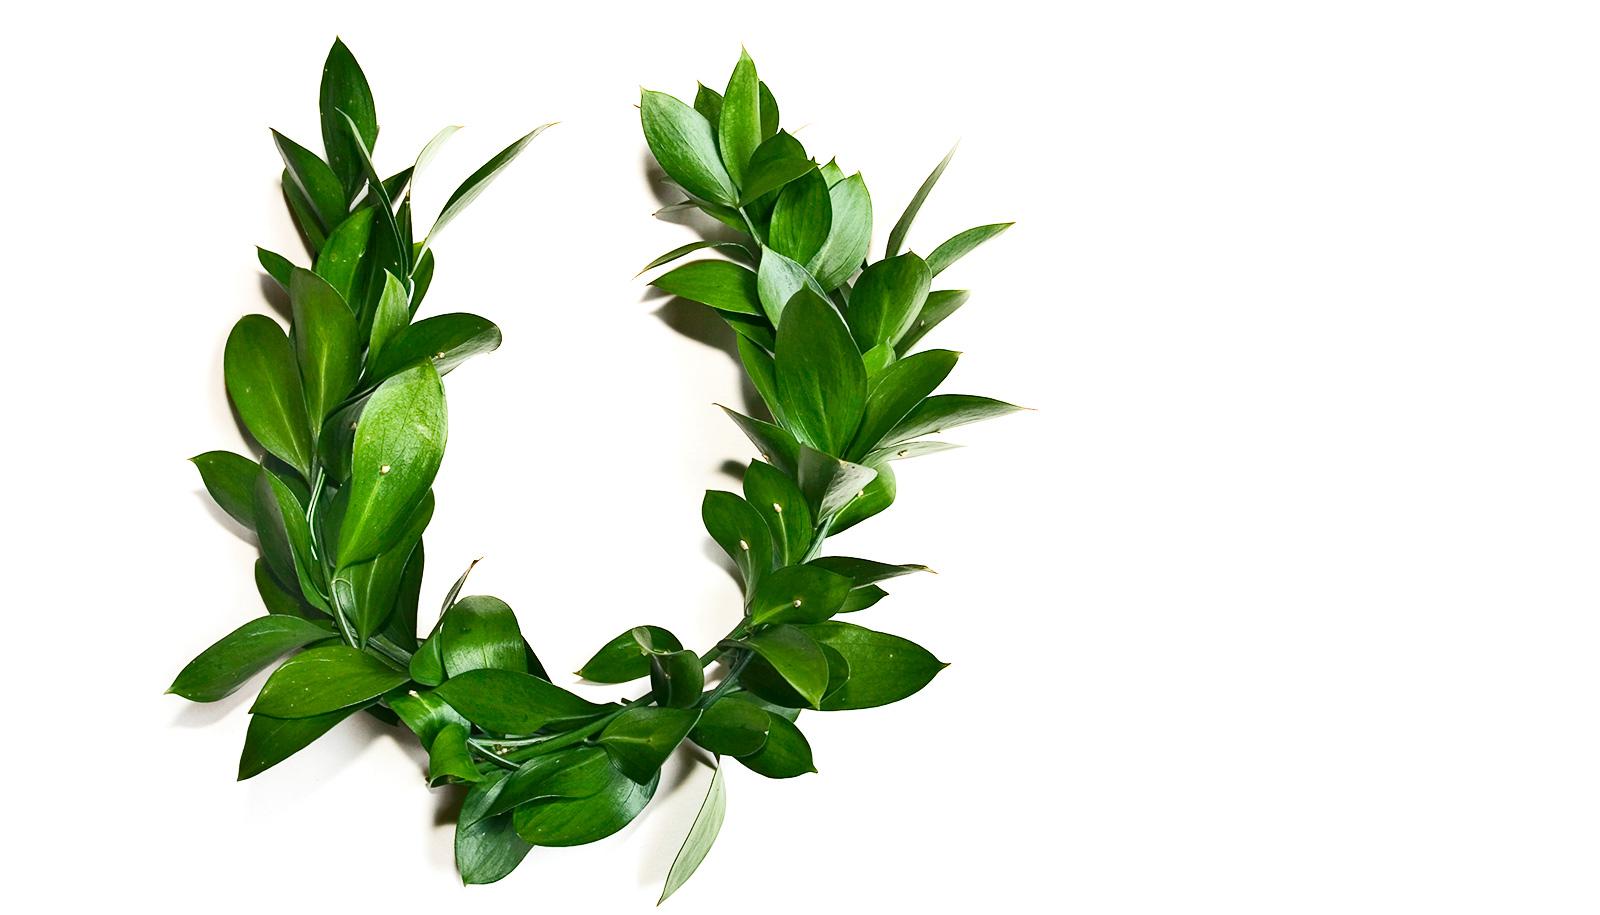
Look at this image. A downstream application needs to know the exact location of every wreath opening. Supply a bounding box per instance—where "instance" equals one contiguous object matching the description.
[173,41,1022,900]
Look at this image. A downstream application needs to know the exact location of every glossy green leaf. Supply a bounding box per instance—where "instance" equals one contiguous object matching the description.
[718,50,761,188]
[273,130,345,232]
[849,349,959,458]
[338,362,446,565]
[743,460,812,565]
[736,336,783,424]
[390,687,468,749]
[736,708,815,778]
[225,315,312,476]
[802,621,948,710]
[338,111,409,276]
[319,38,377,201]
[864,439,961,464]
[381,540,425,650]
[747,564,853,626]
[769,168,831,264]
[808,556,930,587]
[886,144,957,258]
[883,393,1025,445]
[832,462,895,533]
[736,625,828,709]
[364,312,501,383]
[738,131,812,205]
[637,240,753,275]
[190,450,259,528]
[412,125,461,181]
[282,170,328,251]
[716,308,777,350]
[599,706,701,782]
[756,247,826,326]
[257,470,326,610]
[839,583,888,613]
[806,173,872,290]
[456,773,533,884]
[720,406,800,477]
[480,747,615,822]
[758,80,780,137]
[429,123,552,242]
[577,625,684,683]
[702,490,772,589]
[797,446,878,520]
[650,646,705,709]
[238,706,360,780]
[693,83,723,124]
[289,267,360,425]
[846,253,932,352]
[410,627,446,686]
[257,247,295,289]
[896,289,970,354]
[659,762,727,904]
[169,615,333,702]
[251,644,407,718]
[367,270,410,367]
[338,531,424,642]
[410,248,436,313]
[774,289,866,456]
[255,558,311,616]
[434,668,609,735]
[441,595,527,677]
[652,260,762,315]
[926,222,1013,276]
[642,89,737,206]
[513,763,657,848]
[428,723,484,785]
[691,695,770,756]
[313,208,373,303]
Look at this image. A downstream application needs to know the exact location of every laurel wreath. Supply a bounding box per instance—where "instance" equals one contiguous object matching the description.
[172,41,1020,900]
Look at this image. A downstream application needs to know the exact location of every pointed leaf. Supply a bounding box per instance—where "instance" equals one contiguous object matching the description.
[926,222,1013,276]
[737,625,828,708]
[577,626,683,683]
[769,168,831,264]
[364,312,501,383]
[659,762,727,904]
[642,89,737,205]
[169,615,334,702]
[313,208,373,303]
[599,706,701,783]
[886,145,957,258]
[190,450,260,528]
[456,773,533,884]
[441,595,528,677]
[806,173,872,290]
[239,707,360,780]
[319,38,377,201]
[250,645,408,718]
[289,267,360,425]
[756,247,825,326]
[338,363,447,565]
[718,50,761,188]
[273,130,345,232]
[774,289,866,455]
[849,349,959,458]
[720,406,800,477]
[434,669,610,735]
[797,446,878,521]
[652,260,761,315]
[846,253,932,352]
[747,564,852,626]
[896,289,970,354]
[743,460,812,565]
[702,490,772,589]
[884,394,1025,445]
[801,621,947,710]
[368,270,410,367]
[225,315,312,476]
[429,124,552,242]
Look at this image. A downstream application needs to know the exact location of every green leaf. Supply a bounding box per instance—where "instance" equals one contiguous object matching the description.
[846,253,932,352]
[886,145,957,258]
[257,470,326,610]
[807,556,930,586]
[412,125,461,181]
[659,762,727,904]
[513,763,657,847]
[599,706,701,782]
[849,349,959,458]
[926,223,1013,276]
[434,668,609,735]
[806,173,872,290]
[335,492,430,638]
[190,450,259,528]
[738,131,812,205]
[693,83,723,124]
[390,687,468,749]
[743,460,812,565]
[319,38,378,202]
[652,260,762,315]
[649,646,705,709]
[864,440,961,464]
[337,111,408,276]
[718,49,761,189]
[441,595,528,677]
[428,723,485,785]
[774,289,867,455]
[736,708,815,778]
[273,130,345,233]
[896,289,969,354]
[410,630,446,686]
[282,170,328,251]
[225,315,312,476]
[702,490,773,589]
[338,363,447,565]
[456,773,533,884]
[691,695,770,756]
[481,747,615,822]
[637,240,753,275]
[313,208,373,303]
[255,558,311,616]
[839,584,888,613]
[769,169,831,264]
[169,615,333,702]
[747,564,853,626]
[577,625,684,683]
[382,541,425,650]
[368,270,410,367]
[756,247,826,326]
[257,247,295,289]
[884,393,1025,445]
[642,89,737,205]
[364,312,501,383]
[251,645,408,718]
[797,446,878,520]
[429,124,553,242]
[411,248,436,312]
[758,80,780,137]
[720,406,800,477]
[736,625,828,708]
[736,336,784,424]
[833,462,895,533]
[802,621,948,710]
[238,706,361,780]
[289,267,360,426]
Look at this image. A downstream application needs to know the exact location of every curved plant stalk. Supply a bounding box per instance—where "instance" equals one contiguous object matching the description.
[173,43,1022,900]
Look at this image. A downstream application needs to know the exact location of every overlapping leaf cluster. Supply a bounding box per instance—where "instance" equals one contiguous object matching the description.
[174,44,1019,901]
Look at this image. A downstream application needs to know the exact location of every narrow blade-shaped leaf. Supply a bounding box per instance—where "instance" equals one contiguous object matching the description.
[169,615,334,702]
[429,123,553,242]
[886,144,957,258]
[273,130,346,232]
[659,762,727,904]
[883,393,1025,445]
[319,38,377,201]
[896,289,970,354]
[848,349,959,459]
[364,312,501,383]
[313,208,373,303]
[926,222,1014,276]
[718,50,761,188]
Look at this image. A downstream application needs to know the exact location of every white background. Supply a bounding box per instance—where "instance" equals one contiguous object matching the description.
[6,1,1598,911]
